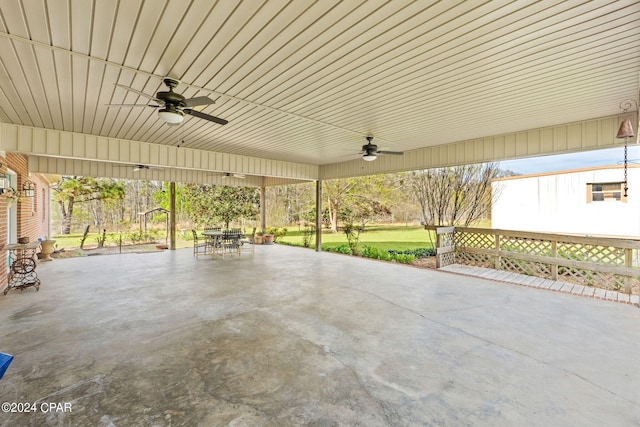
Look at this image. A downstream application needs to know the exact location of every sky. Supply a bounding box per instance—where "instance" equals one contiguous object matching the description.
[499,144,640,175]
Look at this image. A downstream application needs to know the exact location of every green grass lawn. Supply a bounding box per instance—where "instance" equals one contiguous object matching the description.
[279,224,435,251]
[51,231,192,250]
[51,224,435,254]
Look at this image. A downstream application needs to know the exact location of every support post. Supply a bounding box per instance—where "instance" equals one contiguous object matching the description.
[624,248,632,294]
[315,180,322,252]
[550,241,558,280]
[435,226,455,268]
[260,186,266,232]
[169,182,176,250]
[494,234,501,270]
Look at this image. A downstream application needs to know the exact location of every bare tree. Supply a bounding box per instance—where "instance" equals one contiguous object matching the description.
[410,163,502,227]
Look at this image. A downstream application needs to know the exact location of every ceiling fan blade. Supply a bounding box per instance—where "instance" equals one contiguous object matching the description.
[115,84,161,102]
[183,96,215,107]
[184,109,228,125]
[106,104,160,108]
[221,172,246,179]
[377,150,404,155]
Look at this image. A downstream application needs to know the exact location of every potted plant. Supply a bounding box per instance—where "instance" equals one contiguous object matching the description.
[262,233,275,244]
[4,187,21,207]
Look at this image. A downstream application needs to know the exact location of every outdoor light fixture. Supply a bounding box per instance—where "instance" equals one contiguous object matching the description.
[22,180,35,197]
[157,105,184,124]
[363,154,377,161]
[0,164,7,194]
[616,99,638,197]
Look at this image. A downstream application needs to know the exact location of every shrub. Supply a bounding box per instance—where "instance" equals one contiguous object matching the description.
[301,224,316,248]
[343,223,364,255]
[326,244,420,264]
[392,253,416,264]
[267,227,288,243]
[360,245,391,261]
[388,247,435,258]
[125,229,161,244]
[325,244,352,255]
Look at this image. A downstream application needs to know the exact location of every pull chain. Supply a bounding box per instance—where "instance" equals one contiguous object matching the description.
[624,138,628,197]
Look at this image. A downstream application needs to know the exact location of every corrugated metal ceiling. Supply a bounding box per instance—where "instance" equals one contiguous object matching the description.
[0,0,638,168]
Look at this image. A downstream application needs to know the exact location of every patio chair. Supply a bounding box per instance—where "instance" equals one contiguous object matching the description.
[191,229,209,257]
[220,229,241,258]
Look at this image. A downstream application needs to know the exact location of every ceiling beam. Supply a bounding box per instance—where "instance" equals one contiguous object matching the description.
[319,113,634,180]
[0,123,318,182]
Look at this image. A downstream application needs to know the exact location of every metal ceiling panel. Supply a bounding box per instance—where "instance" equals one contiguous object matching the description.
[0,0,638,175]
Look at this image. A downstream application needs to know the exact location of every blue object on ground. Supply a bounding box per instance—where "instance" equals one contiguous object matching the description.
[0,353,14,379]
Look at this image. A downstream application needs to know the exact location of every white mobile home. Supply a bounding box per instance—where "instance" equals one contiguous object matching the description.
[492,165,640,238]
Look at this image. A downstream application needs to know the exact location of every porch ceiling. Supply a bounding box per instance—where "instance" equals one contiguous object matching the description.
[0,1,639,178]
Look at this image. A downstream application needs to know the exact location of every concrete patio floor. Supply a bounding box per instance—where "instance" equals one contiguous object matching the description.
[1,244,639,426]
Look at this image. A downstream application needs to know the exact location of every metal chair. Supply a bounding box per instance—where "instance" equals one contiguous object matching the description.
[191,229,208,257]
[220,229,241,258]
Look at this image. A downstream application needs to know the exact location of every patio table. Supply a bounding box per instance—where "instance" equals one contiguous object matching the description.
[203,230,243,258]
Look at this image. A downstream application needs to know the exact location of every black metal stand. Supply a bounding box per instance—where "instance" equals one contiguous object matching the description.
[3,242,41,295]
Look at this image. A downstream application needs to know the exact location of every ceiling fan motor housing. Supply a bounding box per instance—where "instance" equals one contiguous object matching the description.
[363,143,378,155]
[156,90,185,106]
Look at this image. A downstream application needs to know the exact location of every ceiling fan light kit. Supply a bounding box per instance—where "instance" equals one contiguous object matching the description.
[360,136,403,161]
[158,108,184,124]
[110,78,227,126]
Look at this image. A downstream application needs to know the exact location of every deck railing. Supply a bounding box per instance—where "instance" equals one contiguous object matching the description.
[426,226,640,295]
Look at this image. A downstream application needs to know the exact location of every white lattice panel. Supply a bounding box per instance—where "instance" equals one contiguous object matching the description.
[557,242,625,266]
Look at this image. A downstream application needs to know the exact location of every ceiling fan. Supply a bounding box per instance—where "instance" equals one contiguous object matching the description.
[108,78,228,126]
[221,172,246,179]
[360,136,403,161]
[115,164,163,172]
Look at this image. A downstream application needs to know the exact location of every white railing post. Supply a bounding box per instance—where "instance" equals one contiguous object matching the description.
[435,226,456,268]
[551,241,558,280]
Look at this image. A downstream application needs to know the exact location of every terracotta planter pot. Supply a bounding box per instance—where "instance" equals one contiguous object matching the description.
[262,234,274,244]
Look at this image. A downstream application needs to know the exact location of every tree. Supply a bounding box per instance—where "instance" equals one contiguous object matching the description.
[324,179,357,232]
[410,163,501,227]
[183,184,259,228]
[322,175,389,232]
[52,176,125,234]
[265,182,316,227]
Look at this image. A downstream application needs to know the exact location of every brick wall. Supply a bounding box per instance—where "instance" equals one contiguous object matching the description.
[6,153,50,242]
[0,157,7,288]
[1,153,52,289]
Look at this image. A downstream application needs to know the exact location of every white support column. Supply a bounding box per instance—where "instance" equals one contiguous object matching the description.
[315,180,322,252]
[260,186,266,232]
[169,182,176,251]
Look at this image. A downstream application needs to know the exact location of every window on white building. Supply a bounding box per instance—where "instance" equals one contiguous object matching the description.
[587,182,626,203]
